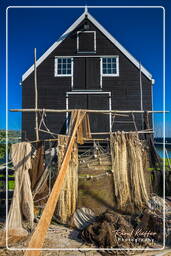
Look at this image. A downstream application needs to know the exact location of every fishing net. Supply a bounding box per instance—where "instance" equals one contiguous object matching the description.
[56,135,78,224]
[7,142,34,240]
[30,142,51,207]
[80,209,162,254]
[110,132,149,214]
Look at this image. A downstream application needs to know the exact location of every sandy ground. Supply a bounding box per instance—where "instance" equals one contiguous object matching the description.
[0,224,171,256]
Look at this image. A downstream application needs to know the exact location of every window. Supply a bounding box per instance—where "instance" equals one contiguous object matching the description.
[55,58,73,76]
[101,57,119,76]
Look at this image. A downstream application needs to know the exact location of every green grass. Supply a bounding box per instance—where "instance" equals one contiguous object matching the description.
[147,158,171,171]
[165,158,171,167]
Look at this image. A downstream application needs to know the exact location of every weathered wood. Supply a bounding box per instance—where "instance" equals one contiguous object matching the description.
[27,137,109,144]
[139,62,144,129]
[10,108,169,113]
[24,110,86,256]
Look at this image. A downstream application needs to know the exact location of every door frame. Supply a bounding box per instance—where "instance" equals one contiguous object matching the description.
[66,91,112,134]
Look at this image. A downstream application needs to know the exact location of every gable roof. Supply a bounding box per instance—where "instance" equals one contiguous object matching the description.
[22,9,153,82]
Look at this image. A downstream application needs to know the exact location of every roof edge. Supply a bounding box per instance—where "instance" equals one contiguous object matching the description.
[22,11,86,81]
[22,10,153,82]
[87,12,152,81]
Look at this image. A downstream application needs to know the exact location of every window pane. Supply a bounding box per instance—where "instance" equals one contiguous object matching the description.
[103,64,106,69]
[103,58,106,63]
[102,57,118,75]
[56,58,72,75]
[112,68,116,74]
[67,63,71,69]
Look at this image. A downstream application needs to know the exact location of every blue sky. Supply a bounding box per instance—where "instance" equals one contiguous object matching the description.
[0,0,170,137]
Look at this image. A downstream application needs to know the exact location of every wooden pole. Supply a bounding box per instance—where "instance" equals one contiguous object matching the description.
[34,48,39,141]
[139,62,144,129]
[24,110,86,256]
[10,108,169,114]
[91,130,153,135]
[139,62,143,112]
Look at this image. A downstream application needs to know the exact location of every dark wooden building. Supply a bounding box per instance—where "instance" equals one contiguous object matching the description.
[21,9,154,141]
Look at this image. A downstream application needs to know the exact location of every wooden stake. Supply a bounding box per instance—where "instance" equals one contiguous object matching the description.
[34,48,39,141]
[24,110,86,256]
[139,62,144,129]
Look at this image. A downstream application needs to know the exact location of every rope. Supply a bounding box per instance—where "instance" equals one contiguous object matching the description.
[38,109,56,138]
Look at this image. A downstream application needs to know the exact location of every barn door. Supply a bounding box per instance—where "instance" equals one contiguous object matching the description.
[68,94,110,133]
[73,58,86,89]
[86,58,100,90]
[68,94,87,109]
[73,57,100,90]
[88,94,109,133]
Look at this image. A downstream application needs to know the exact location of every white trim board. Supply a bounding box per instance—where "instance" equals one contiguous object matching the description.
[22,9,153,82]
[77,31,96,52]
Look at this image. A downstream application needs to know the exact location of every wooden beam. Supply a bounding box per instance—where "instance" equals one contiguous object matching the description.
[28,137,109,144]
[10,108,169,114]
[91,130,153,135]
[24,110,86,256]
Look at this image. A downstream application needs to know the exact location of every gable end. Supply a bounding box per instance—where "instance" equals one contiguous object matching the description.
[22,10,153,83]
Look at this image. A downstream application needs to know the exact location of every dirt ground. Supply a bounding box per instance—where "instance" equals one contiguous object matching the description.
[0,224,171,256]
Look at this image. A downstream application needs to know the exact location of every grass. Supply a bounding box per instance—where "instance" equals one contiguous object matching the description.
[147,158,171,171]
[165,158,171,167]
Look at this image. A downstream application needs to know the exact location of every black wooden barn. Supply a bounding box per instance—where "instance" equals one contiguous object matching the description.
[21,9,154,141]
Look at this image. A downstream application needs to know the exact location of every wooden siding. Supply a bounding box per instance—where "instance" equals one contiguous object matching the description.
[22,17,152,141]
[78,32,95,52]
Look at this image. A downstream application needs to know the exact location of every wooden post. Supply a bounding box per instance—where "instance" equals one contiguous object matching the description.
[34,48,39,141]
[24,110,86,256]
[139,62,144,129]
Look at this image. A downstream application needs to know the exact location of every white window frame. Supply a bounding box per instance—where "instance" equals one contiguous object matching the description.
[77,31,96,53]
[100,56,119,77]
[54,57,73,77]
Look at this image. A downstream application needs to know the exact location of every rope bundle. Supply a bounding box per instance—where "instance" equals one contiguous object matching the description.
[8,142,34,231]
[56,135,78,224]
[110,132,149,213]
